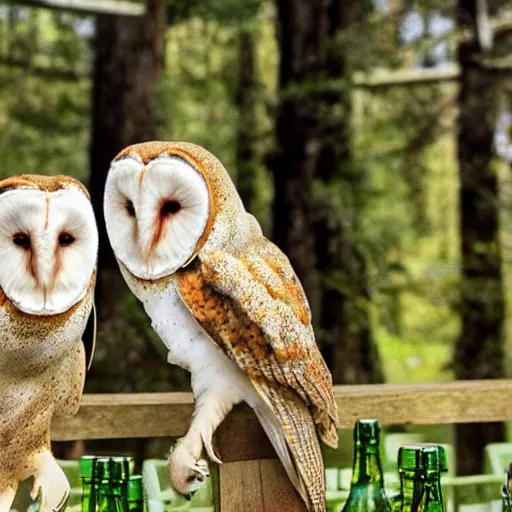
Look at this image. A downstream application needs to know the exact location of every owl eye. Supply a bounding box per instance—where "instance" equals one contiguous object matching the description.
[161,200,181,216]
[12,233,30,250]
[58,232,75,247]
[125,200,136,217]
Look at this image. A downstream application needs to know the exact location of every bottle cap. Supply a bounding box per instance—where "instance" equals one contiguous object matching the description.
[398,444,448,473]
[127,475,144,502]
[421,445,447,473]
[91,457,130,481]
[398,445,423,471]
[354,419,380,446]
[110,456,131,481]
[80,455,100,479]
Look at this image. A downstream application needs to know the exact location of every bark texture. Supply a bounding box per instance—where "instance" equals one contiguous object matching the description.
[89,0,165,316]
[236,28,258,215]
[272,0,328,303]
[454,0,506,475]
[273,0,383,384]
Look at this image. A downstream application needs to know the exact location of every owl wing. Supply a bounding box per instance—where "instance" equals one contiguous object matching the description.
[176,239,338,510]
[56,304,96,418]
[82,302,97,371]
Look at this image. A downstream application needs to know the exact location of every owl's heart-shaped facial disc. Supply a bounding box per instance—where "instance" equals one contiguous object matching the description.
[104,155,209,281]
[0,184,98,316]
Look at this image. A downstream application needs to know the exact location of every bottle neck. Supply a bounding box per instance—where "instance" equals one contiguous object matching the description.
[421,472,444,512]
[400,470,423,512]
[400,470,444,512]
[351,444,385,487]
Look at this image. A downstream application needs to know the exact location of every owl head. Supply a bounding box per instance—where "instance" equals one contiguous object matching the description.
[0,175,98,316]
[104,141,254,281]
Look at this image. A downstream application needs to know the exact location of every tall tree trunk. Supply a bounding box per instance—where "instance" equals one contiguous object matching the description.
[454,0,506,475]
[90,0,165,314]
[315,0,383,384]
[273,0,382,383]
[272,0,329,305]
[235,28,258,216]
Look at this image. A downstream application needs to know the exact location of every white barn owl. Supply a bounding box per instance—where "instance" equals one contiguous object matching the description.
[0,175,98,512]
[104,141,338,512]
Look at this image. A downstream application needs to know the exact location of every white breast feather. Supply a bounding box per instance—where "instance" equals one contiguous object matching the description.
[142,281,258,407]
[125,272,302,497]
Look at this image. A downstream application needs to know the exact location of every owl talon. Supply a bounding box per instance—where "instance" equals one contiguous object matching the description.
[168,442,210,496]
[31,452,70,512]
[202,434,222,465]
[194,459,210,479]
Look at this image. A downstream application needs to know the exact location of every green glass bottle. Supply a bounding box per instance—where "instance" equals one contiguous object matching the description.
[80,455,100,512]
[80,456,133,512]
[127,476,145,512]
[397,445,424,512]
[93,458,129,512]
[397,445,447,512]
[503,487,510,512]
[419,446,446,512]
[502,462,512,512]
[342,419,392,512]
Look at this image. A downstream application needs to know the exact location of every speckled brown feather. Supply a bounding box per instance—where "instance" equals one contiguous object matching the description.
[0,175,96,500]
[0,175,90,198]
[178,248,338,443]
[0,275,94,494]
[177,246,338,511]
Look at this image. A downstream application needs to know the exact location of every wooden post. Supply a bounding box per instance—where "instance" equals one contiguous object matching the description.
[214,404,308,512]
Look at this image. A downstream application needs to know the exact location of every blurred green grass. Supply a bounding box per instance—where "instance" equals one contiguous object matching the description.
[323,329,512,471]
[376,327,453,384]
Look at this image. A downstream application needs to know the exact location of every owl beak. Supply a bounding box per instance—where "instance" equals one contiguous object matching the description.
[35,244,57,309]
[135,210,158,266]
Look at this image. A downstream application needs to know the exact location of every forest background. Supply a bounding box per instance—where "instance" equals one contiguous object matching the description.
[1,0,512,477]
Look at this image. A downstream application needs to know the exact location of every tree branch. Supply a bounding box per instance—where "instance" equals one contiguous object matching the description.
[0,56,88,81]
[8,0,145,16]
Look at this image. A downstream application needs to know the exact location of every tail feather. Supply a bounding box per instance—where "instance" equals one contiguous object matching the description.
[252,382,326,512]
[317,418,339,449]
[253,403,309,504]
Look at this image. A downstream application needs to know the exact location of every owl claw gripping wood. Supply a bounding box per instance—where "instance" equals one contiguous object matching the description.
[0,176,98,512]
[104,141,339,512]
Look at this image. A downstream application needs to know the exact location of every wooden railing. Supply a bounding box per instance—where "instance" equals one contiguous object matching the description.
[51,380,512,511]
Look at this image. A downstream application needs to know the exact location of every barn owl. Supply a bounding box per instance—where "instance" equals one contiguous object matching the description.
[0,175,98,512]
[104,141,338,511]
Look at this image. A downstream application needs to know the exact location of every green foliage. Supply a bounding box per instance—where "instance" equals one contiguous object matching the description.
[2,0,511,395]
[376,327,453,383]
[156,16,238,173]
[0,9,90,181]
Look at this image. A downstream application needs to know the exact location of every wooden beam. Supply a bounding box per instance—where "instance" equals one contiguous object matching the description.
[335,380,512,427]
[51,380,512,445]
[353,65,460,89]
[9,0,146,16]
[51,392,195,441]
